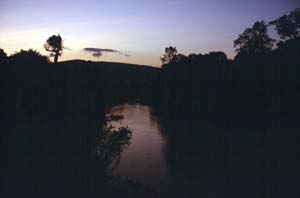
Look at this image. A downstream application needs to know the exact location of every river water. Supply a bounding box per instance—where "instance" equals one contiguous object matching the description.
[106,104,171,194]
[106,104,300,198]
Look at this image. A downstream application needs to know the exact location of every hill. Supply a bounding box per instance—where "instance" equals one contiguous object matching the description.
[2,59,162,118]
[57,60,160,84]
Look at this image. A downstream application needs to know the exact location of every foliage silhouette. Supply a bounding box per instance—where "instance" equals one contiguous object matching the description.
[270,8,300,41]
[0,48,8,64]
[95,125,132,175]
[160,46,178,65]
[159,49,230,115]
[8,49,50,65]
[234,21,275,57]
[158,8,300,116]
[44,34,63,63]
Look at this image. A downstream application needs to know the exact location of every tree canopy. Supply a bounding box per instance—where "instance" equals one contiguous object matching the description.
[234,21,275,56]
[8,49,50,65]
[44,34,63,63]
[160,46,178,65]
[0,48,8,64]
[270,8,300,41]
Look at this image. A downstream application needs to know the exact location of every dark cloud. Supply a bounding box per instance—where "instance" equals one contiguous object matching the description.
[92,51,102,57]
[83,47,130,58]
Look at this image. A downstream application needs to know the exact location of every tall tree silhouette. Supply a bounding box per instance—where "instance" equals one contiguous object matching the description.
[44,34,63,63]
[234,21,275,55]
[0,48,8,64]
[161,46,178,64]
[270,8,300,41]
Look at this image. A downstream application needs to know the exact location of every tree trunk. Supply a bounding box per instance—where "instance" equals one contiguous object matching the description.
[54,51,59,63]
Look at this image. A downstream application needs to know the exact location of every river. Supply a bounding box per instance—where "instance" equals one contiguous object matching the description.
[106,104,300,198]
[106,104,171,195]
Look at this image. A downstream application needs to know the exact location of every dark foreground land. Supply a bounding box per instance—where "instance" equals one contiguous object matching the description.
[1,47,300,197]
[1,60,160,198]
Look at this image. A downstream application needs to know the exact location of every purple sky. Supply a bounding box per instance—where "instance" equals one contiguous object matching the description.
[0,0,299,66]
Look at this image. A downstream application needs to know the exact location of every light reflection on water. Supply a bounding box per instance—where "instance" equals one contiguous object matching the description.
[106,104,170,192]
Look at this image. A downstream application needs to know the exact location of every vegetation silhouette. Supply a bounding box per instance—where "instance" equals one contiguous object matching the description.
[151,106,300,198]
[160,46,178,65]
[0,48,8,64]
[8,49,50,65]
[270,8,300,41]
[44,34,64,63]
[91,124,157,198]
[234,21,275,57]
[157,8,300,119]
[1,50,157,198]
[95,125,132,175]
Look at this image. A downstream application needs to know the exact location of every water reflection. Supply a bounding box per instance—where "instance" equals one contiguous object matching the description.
[94,125,132,174]
[107,104,300,198]
[107,104,169,193]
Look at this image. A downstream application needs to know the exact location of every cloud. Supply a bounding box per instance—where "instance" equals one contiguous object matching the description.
[92,51,102,57]
[83,47,130,58]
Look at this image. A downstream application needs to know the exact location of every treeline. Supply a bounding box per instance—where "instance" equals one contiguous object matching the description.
[1,50,105,119]
[158,8,300,118]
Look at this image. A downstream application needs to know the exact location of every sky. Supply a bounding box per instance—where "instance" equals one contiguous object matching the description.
[0,0,299,66]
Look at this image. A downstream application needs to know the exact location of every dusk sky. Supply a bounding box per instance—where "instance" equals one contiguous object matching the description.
[0,0,299,66]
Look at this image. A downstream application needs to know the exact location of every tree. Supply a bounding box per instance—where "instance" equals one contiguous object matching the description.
[0,48,8,64]
[44,34,63,63]
[161,46,178,64]
[8,49,50,65]
[234,21,275,55]
[269,8,300,41]
[208,51,228,63]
